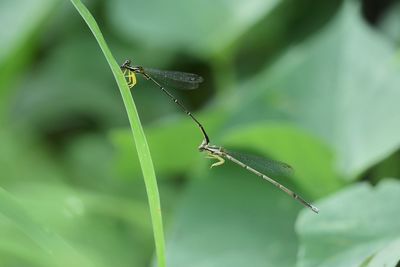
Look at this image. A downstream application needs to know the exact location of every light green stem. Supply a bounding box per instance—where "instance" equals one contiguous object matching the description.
[69,1,166,266]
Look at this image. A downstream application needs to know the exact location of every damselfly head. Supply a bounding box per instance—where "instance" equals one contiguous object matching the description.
[121,59,132,69]
[198,139,209,151]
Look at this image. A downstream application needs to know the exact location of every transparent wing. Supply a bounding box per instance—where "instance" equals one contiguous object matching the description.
[222,149,294,179]
[143,68,204,90]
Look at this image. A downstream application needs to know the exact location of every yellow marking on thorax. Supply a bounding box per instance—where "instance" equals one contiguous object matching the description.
[123,69,137,89]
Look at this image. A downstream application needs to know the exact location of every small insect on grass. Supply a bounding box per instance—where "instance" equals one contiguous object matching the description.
[198,139,319,213]
[120,59,209,143]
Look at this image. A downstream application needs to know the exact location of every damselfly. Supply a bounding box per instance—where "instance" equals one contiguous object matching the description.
[120,60,209,143]
[198,139,319,213]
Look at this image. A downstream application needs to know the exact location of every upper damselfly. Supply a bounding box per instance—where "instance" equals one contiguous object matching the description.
[120,59,209,143]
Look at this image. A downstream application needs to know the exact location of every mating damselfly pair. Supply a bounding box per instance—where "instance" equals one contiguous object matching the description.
[120,59,319,214]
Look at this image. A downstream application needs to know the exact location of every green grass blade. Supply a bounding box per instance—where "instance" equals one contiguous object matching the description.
[69,1,166,266]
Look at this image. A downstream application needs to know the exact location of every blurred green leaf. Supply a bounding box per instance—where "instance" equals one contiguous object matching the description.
[165,164,310,267]
[296,179,400,267]
[0,0,60,109]
[0,237,53,267]
[110,110,225,178]
[0,186,95,267]
[0,129,154,267]
[367,151,400,184]
[0,130,65,186]
[9,36,127,132]
[229,0,400,178]
[9,182,152,267]
[106,0,282,57]
[378,1,400,44]
[235,0,342,78]
[221,123,345,198]
[364,239,400,267]
[0,0,57,63]
[62,134,124,190]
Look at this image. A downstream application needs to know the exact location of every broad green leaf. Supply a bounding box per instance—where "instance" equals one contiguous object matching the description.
[0,0,58,63]
[365,239,400,267]
[220,123,345,198]
[234,1,342,78]
[7,182,152,267]
[0,130,154,267]
[165,164,312,267]
[0,237,54,267]
[110,110,225,178]
[296,179,400,267]
[9,34,186,135]
[378,1,400,44]
[9,37,127,131]
[0,0,60,107]
[0,130,65,186]
[111,120,198,180]
[106,0,282,57]
[0,186,95,267]
[229,0,400,178]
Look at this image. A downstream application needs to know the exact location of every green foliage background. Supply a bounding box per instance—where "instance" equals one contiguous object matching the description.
[1,0,400,266]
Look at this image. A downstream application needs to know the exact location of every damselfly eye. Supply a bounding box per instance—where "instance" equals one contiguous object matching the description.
[121,59,131,68]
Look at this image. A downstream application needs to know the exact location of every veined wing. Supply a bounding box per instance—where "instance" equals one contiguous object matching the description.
[143,68,203,90]
[222,149,294,179]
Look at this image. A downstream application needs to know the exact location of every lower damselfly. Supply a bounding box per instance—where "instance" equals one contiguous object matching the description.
[198,139,319,213]
[120,60,209,143]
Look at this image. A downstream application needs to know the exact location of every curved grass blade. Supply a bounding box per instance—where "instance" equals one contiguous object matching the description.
[69,1,166,267]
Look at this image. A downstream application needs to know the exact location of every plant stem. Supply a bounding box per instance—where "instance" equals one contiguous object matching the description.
[69,1,166,266]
